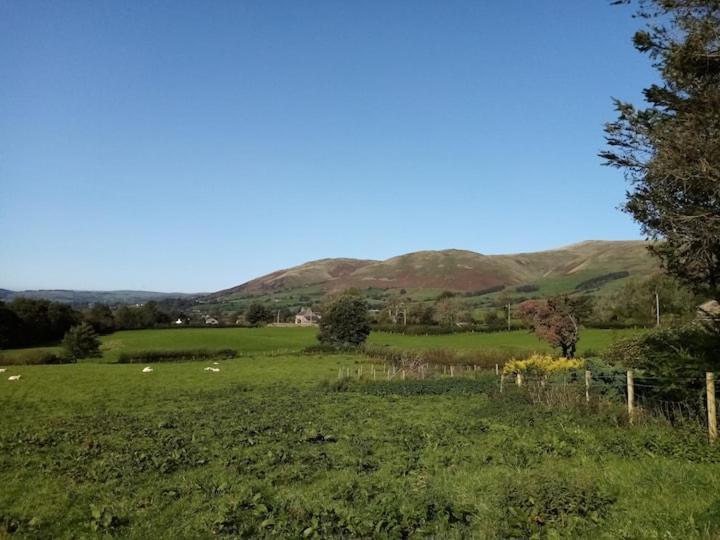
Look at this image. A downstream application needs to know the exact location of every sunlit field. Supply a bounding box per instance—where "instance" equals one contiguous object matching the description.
[1,327,719,538]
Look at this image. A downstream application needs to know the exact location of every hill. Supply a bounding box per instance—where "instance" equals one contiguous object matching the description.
[208,240,658,307]
[0,289,200,305]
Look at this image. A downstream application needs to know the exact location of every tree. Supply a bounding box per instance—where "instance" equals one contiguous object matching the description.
[593,273,699,325]
[7,298,80,346]
[484,309,506,331]
[114,305,141,329]
[62,322,101,360]
[0,302,22,348]
[318,293,370,347]
[435,298,462,326]
[245,302,273,325]
[601,0,720,300]
[518,296,592,357]
[84,304,115,334]
[408,303,436,325]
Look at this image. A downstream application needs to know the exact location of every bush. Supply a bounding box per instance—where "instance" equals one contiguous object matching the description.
[604,324,720,373]
[370,324,524,335]
[318,294,370,347]
[62,322,101,360]
[503,354,585,377]
[604,324,720,407]
[363,345,523,369]
[117,349,237,363]
[0,350,71,365]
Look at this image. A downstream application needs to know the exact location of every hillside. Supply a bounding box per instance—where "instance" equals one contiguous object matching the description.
[209,240,658,305]
[0,289,200,305]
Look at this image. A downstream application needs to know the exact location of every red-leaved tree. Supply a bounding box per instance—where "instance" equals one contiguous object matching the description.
[518,296,592,358]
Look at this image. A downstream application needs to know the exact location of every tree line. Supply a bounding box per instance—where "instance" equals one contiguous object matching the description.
[0,298,193,349]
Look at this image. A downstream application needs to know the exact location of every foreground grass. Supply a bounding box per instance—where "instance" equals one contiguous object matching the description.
[1,356,718,538]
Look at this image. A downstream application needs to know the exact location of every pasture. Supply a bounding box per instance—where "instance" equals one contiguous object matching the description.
[1,326,644,365]
[2,327,718,538]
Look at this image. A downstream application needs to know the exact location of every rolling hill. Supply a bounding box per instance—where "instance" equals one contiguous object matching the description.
[209,240,658,304]
[0,289,201,305]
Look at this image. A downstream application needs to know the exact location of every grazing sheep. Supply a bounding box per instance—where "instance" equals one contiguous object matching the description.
[0,368,6,373]
[204,367,220,372]
[213,362,220,365]
[8,375,21,381]
[142,366,153,373]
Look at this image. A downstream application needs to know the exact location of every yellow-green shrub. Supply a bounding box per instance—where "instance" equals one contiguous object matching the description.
[503,353,584,377]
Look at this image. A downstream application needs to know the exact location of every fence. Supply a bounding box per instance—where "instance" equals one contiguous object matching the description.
[338,362,720,444]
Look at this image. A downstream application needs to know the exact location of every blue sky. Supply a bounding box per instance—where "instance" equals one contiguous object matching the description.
[0,1,655,292]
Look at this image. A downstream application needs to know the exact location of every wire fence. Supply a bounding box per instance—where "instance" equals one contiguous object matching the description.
[337,362,720,443]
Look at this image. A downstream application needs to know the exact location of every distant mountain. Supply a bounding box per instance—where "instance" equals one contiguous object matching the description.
[0,289,201,305]
[209,240,658,302]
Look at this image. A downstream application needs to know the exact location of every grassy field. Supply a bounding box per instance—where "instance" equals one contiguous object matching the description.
[1,326,645,364]
[1,352,719,538]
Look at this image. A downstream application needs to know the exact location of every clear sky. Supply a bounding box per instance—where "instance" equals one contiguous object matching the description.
[0,1,656,292]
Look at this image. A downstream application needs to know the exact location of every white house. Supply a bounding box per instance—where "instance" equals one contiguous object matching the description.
[295,307,320,326]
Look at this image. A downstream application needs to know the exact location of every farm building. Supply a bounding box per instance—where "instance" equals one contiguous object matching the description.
[295,307,320,326]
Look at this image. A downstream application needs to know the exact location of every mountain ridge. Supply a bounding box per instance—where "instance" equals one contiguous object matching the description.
[210,240,657,300]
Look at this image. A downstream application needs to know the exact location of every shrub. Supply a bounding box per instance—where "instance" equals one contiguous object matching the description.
[62,322,101,360]
[116,349,237,363]
[318,294,370,347]
[363,345,523,369]
[603,324,719,406]
[503,354,584,377]
[0,350,70,365]
[370,324,524,335]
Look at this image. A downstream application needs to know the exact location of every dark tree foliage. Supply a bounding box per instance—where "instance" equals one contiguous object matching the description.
[318,293,371,347]
[62,322,102,360]
[1,298,81,348]
[0,302,22,348]
[114,301,171,330]
[601,0,720,299]
[84,304,116,334]
[245,302,274,325]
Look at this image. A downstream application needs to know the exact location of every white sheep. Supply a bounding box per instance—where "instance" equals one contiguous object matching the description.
[0,368,7,373]
[8,375,21,381]
[142,366,153,373]
[204,367,220,372]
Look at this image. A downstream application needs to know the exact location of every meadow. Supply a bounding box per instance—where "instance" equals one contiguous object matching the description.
[2,327,719,538]
[2,326,643,364]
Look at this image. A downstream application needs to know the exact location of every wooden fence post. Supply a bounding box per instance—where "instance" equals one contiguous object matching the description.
[516,373,523,386]
[627,370,635,423]
[450,365,454,378]
[500,373,504,393]
[707,372,717,443]
[585,370,591,403]
[402,369,406,381]
[495,364,499,376]
[338,367,342,379]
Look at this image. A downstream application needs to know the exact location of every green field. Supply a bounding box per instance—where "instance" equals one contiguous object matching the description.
[2,326,645,364]
[2,327,717,538]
